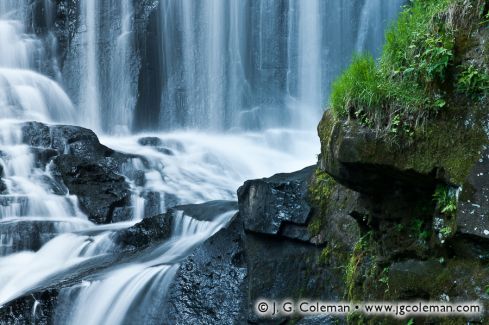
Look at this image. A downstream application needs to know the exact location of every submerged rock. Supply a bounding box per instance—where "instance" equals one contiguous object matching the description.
[0,220,61,254]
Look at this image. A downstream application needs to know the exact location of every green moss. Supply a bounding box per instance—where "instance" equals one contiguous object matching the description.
[345,234,373,301]
[355,115,486,185]
[399,118,486,184]
[308,168,338,236]
[318,247,331,265]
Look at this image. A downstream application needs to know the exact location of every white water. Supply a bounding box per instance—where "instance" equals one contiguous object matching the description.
[0,0,405,323]
[58,211,234,324]
[79,0,101,131]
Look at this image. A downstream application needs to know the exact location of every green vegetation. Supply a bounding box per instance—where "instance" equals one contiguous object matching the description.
[345,233,372,300]
[329,0,486,134]
[456,64,489,96]
[411,218,431,241]
[329,54,384,125]
[308,169,337,236]
[433,184,457,218]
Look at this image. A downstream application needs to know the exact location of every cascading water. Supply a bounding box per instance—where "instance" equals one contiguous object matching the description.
[0,1,83,263]
[0,0,407,324]
[57,211,235,324]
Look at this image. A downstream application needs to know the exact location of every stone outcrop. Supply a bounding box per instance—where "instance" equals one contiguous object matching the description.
[317,109,489,324]
[164,214,248,325]
[20,121,144,224]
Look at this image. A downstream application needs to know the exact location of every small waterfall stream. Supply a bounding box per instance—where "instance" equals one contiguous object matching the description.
[0,0,406,323]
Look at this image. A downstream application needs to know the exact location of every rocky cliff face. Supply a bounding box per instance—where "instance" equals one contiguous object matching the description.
[314,0,489,323]
[318,110,489,324]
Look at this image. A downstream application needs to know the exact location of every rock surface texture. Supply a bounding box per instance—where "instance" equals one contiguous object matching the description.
[21,121,138,224]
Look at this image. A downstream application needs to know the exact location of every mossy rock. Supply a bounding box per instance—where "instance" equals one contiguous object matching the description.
[318,110,487,192]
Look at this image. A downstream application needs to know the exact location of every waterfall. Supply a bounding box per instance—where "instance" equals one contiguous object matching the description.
[106,1,136,134]
[78,0,101,131]
[57,211,235,325]
[0,0,407,323]
[294,0,323,128]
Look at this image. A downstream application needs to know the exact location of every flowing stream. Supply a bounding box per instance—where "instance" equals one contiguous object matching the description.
[0,0,405,323]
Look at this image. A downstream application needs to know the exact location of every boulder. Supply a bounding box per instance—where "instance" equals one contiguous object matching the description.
[174,200,238,221]
[0,289,58,325]
[238,166,314,238]
[0,220,62,254]
[19,121,145,224]
[163,214,248,325]
[52,155,131,224]
[138,136,185,156]
[113,213,173,251]
[456,147,489,241]
[318,111,442,196]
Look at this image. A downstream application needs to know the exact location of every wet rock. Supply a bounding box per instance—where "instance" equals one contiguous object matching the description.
[174,200,238,221]
[0,289,58,325]
[0,220,60,254]
[318,111,442,196]
[21,122,114,161]
[456,147,489,241]
[113,213,172,251]
[30,148,59,169]
[52,155,131,224]
[111,207,135,223]
[138,137,163,147]
[245,233,344,324]
[238,166,315,237]
[163,214,248,325]
[138,137,184,155]
[142,191,162,217]
[20,121,146,224]
[0,180,6,195]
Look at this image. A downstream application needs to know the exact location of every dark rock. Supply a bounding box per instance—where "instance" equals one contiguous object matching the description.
[163,214,248,325]
[0,289,58,325]
[138,137,163,147]
[52,155,131,224]
[174,200,238,221]
[388,259,443,299]
[457,147,489,241]
[113,213,172,251]
[238,166,315,237]
[0,220,60,254]
[138,137,184,155]
[0,164,5,194]
[30,148,59,168]
[112,207,135,223]
[318,111,441,196]
[0,180,6,194]
[245,232,344,324]
[142,191,162,217]
[22,122,114,161]
[388,258,489,310]
[134,1,163,131]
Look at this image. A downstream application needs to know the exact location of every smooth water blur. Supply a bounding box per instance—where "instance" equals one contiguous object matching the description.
[59,211,235,325]
[0,0,406,323]
[101,128,319,206]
